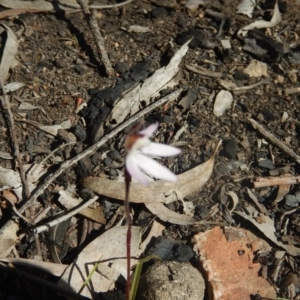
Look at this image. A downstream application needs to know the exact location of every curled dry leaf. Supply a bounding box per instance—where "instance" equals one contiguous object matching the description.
[58,226,142,297]
[238,1,281,36]
[237,0,256,18]
[18,119,72,136]
[109,40,191,126]
[234,210,300,256]
[58,190,106,224]
[82,141,221,225]
[0,24,19,82]
[0,166,22,200]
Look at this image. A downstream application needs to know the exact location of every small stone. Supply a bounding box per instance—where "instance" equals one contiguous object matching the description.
[137,261,205,300]
[223,139,238,159]
[233,70,249,80]
[74,64,86,75]
[73,125,87,142]
[258,159,274,170]
[150,7,168,19]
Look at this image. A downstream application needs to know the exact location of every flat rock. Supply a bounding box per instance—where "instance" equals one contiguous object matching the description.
[192,226,276,300]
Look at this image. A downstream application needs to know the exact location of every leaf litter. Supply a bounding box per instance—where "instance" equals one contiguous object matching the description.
[1,1,300,299]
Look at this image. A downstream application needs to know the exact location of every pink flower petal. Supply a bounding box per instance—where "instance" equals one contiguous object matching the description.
[126,152,149,186]
[134,153,178,182]
[139,122,159,137]
[141,143,181,157]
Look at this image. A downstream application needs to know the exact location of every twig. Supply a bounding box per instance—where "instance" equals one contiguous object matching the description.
[58,0,133,10]
[17,89,182,216]
[284,87,300,95]
[249,118,300,165]
[77,0,114,76]
[0,79,30,199]
[186,64,222,78]
[246,188,270,215]
[34,196,98,234]
[232,79,270,92]
[253,175,300,188]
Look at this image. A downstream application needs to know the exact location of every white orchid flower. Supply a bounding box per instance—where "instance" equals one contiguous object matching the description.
[125,122,181,186]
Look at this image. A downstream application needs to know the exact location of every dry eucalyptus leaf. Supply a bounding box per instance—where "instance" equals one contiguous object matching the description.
[3,82,24,93]
[18,102,41,110]
[109,40,191,126]
[82,141,221,224]
[82,141,220,204]
[213,90,233,117]
[58,226,142,297]
[0,24,19,82]
[19,119,72,136]
[0,239,15,257]
[238,1,281,36]
[0,166,22,200]
[145,203,198,225]
[237,0,256,18]
[0,0,73,12]
[0,258,67,276]
[58,190,106,224]
[234,211,300,256]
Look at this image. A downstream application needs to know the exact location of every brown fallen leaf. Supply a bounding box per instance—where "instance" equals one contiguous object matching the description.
[234,210,300,256]
[82,141,221,224]
[0,258,67,277]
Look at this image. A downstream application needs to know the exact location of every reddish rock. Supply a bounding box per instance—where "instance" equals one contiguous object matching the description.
[193,226,276,300]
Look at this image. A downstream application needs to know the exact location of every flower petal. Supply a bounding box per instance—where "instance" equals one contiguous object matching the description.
[134,153,178,182]
[141,143,181,157]
[126,152,149,186]
[139,122,159,137]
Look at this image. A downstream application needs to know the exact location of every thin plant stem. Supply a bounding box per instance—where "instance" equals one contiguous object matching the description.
[124,169,132,300]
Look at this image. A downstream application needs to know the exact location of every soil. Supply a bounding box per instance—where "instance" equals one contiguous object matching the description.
[1,0,300,299]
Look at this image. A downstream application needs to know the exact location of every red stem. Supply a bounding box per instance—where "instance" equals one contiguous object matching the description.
[125,170,132,300]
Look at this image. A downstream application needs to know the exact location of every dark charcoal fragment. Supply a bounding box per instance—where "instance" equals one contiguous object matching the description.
[82,59,152,142]
[284,194,300,208]
[107,150,122,162]
[176,28,206,49]
[37,61,54,70]
[74,64,86,75]
[73,125,87,142]
[147,236,174,260]
[258,159,274,170]
[179,87,198,109]
[150,7,168,19]
[233,70,249,81]
[114,62,128,74]
[261,108,276,121]
[223,139,238,159]
[172,244,194,262]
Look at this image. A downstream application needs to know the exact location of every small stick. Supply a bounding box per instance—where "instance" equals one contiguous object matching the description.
[246,188,270,215]
[253,175,300,188]
[0,79,30,199]
[232,79,270,92]
[34,196,98,234]
[249,118,300,165]
[186,64,222,78]
[59,0,133,10]
[77,0,114,77]
[284,87,300,95]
